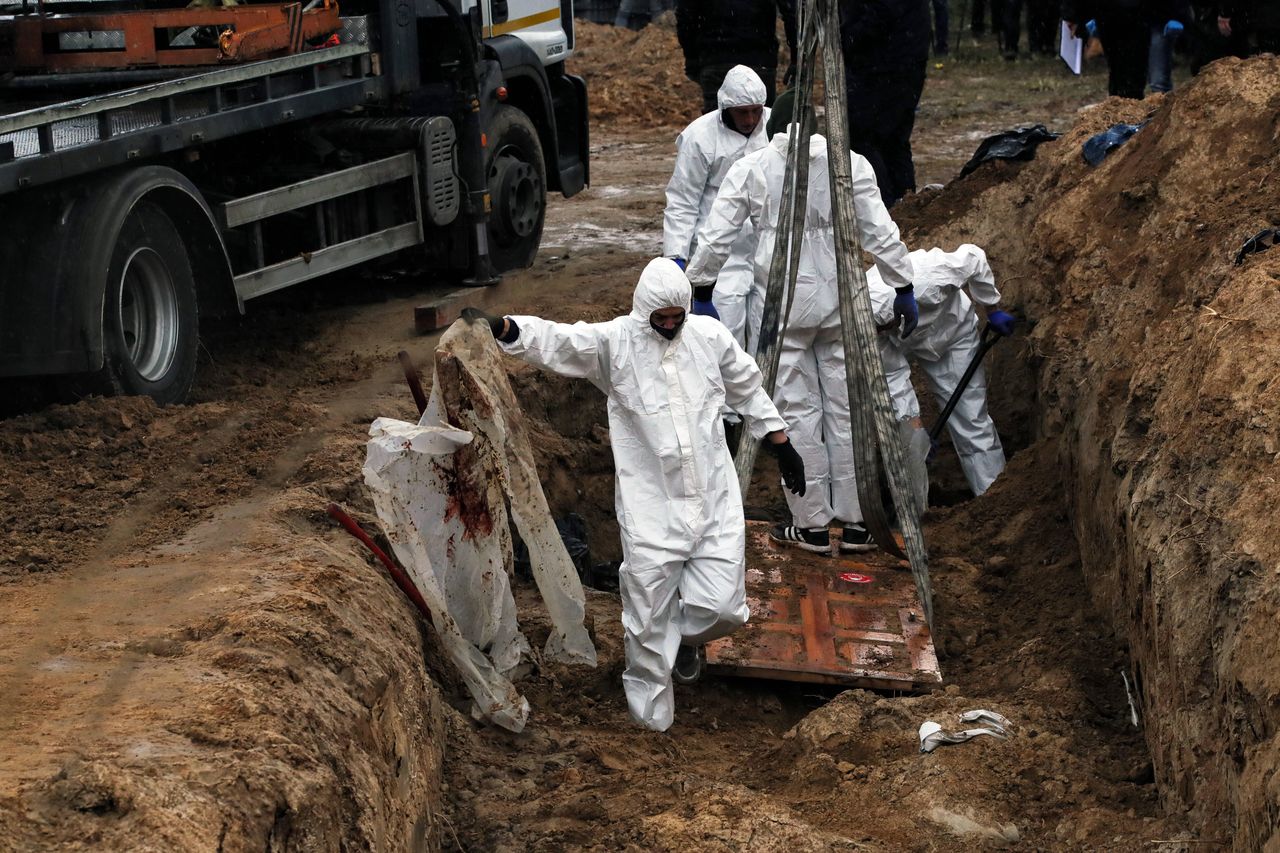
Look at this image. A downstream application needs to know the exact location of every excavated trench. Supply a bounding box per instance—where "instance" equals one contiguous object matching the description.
[2,47,1278,853]
[892,55,1280,847]
[437,56,1280,850]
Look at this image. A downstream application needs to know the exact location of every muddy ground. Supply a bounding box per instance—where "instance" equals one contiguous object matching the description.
[0,21,1258,853]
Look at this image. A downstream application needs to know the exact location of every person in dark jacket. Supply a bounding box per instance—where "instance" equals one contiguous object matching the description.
[615,0,675,30]
[1002,0,1059,58]
[1217,0,1280,54]
[930,0,949,54]
[972,0,1007,47]
[677,0,798,112]
[840,0,931,207]
[1064,0,1190,99]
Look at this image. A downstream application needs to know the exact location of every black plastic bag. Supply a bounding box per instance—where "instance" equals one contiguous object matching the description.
[1235,228,1280,266]
[959,125,1061,178]
[584,561,621,594]
[513,513,592,584]
[1082,122,1146,167]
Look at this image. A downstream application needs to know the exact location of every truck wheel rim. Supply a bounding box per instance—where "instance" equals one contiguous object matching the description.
[490,153,543,243]
[118,247,180,382]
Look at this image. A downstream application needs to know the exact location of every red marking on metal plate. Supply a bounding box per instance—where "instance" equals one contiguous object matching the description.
[839,572,874,584]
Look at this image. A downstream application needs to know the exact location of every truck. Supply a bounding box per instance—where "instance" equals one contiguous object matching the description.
[0,0,588,404]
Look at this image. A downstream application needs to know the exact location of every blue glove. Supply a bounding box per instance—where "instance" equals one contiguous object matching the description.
[1085,19,1097,37]
[988,309,1017,336]
[893,285,919,338]
[670,257,688,271]
[1164,19,1183,37]
[692,298,720,320]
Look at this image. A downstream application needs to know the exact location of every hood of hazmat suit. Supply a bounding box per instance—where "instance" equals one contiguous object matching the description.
[498,257,787,732]
[685,131,913,336]
[663,65,771,350]
[869,246,1006,496]
[868,245,1000,362]
[716,63,768,112]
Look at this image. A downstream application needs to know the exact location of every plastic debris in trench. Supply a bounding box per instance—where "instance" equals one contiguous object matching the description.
[1234,227,1280,265]
[514,514,623,592]
[363,320,597,733]
[919,709,1011,753]
[514,513,590,581]
[1082,121,1146,166]
[958,124,1061,178]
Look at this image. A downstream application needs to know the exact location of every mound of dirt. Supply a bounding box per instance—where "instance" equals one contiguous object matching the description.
[570,16,798,131]
[898,54,1280,846]
[0,395,316,580]
[0,290,442,849]
[571,18,703,129]
[0,486,446,849]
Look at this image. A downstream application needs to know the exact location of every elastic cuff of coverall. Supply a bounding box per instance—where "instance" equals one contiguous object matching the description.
[496,317,520,344]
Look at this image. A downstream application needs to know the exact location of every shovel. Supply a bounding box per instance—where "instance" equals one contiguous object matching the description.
[929,322,1002,444]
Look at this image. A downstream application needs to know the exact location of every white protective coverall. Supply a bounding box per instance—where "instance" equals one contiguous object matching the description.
[498,258,787,732]
[868,245,1007,495]
[662,65,771,352]
[686,132,913,530]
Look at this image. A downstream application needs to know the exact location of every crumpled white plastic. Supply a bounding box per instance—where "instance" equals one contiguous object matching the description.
[428,320,597,667]
[364,418,531,732]
[919,709,1011,753]
[362,320,597,733]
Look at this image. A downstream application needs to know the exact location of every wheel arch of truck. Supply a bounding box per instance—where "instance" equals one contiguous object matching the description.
[0,165,234,378]
[483,34,589,197]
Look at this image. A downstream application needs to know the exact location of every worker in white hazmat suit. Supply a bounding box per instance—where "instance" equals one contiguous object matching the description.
[663,64,771,352]
[867,244,1017,496]
[685,90,917,554]
[462,258,806,732]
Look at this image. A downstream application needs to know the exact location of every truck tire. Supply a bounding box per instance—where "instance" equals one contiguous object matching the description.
[486,105,546,271]
[99,201,199,405]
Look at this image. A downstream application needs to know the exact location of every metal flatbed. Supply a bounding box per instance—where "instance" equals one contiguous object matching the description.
[0,20,380,195]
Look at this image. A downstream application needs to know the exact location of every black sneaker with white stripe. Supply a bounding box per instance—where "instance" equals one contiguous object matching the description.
[839,524,877,553]
[769,524,831,553]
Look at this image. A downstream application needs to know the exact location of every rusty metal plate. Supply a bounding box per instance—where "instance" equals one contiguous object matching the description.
[706,522,942,692]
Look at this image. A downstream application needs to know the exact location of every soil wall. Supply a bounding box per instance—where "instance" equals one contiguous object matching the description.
[899,55,1280,846]
[0,392,449,851]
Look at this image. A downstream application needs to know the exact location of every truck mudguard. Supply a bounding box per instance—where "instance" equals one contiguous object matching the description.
[484,34,587,197]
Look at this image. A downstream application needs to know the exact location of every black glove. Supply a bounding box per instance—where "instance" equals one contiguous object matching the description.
[765,436,806,496]
[461,306,507,340]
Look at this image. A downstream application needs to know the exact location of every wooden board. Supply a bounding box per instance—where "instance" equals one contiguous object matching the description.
[706,522,942,692]
[414,288,475,334]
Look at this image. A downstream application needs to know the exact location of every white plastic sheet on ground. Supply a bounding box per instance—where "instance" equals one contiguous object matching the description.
[918,709,1012,753]
[362,320,596,733]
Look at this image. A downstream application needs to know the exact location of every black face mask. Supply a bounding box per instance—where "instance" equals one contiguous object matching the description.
[721,109,753,137]
[650,318,683,340]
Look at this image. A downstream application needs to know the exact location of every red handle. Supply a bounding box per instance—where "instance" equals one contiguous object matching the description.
[327,503,433,622]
